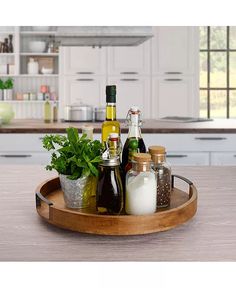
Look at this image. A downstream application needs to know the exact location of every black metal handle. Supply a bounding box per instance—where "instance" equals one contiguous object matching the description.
[165,72,182,75]
[76,78,94,81]
[36,191,53,207]
[76,72,94,74]
[171,174,193,198]
[167,154,188,158]
[120,78,138,81]
[195,137,227,140]
[164,78,183,81]
[0,154,32,158]
[120,72,138,74]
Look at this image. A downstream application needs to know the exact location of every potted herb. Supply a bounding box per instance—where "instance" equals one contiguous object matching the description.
[0,79,4,100]
[3,78,14,101]
[42,127,102,209]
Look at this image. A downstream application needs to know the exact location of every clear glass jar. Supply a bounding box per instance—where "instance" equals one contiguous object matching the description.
[149,146,171,208]
[125,153,157,215]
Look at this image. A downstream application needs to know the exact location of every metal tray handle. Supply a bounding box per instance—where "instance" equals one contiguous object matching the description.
[36,191,53,207]
[172,174,194,198]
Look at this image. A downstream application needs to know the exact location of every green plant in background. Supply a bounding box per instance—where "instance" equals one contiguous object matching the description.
[3,78,14,89]
[42,127,102,180]
[0,79,4,90]
[0,78,14,90]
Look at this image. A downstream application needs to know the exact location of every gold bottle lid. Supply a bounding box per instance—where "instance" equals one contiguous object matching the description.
[133,153,151,163]
[148,145,166,155]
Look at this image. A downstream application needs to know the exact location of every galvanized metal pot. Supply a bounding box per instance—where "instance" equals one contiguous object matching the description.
[59,174,97,209]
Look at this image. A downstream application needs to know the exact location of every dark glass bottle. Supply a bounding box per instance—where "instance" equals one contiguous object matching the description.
[122,106,146,172]
[96,157,123,215]
[8,35,13,53]
[3,38,9,53]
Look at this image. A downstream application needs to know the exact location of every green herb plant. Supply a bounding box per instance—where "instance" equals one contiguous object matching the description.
[0,79,4,90]
[0,78,14,89]
[42,127,102,180]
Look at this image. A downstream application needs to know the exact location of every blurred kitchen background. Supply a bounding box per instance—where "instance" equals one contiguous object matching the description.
[1,26,236,167]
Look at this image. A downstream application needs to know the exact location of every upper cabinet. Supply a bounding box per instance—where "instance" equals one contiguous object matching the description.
[107,42,151,75]
[60,47,107,75]
[152,27,199,75]
[107,76,151,119]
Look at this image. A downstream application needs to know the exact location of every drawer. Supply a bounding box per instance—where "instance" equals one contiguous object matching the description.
[0,134,56,152]
[0,152,51,165]
[143,133,236,152]
[166,152,209,166]
[211,152,236,166]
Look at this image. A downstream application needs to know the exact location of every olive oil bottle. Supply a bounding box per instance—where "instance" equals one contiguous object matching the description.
[101,85,120,147]
[44,96,51,123]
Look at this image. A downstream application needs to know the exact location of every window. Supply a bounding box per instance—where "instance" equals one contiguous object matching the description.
[200,26,236,119]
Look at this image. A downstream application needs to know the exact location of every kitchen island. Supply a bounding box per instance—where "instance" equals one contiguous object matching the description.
[0,165,236,261]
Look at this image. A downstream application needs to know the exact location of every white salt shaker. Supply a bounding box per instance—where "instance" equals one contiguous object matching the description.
[125,153,157,215]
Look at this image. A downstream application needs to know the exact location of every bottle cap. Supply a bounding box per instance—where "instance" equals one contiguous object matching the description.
[133,153,151,163]
[109,133,119,140]
[130,106,140,113]
[148,146,166,155]
[106,85,116,103]
[101,156,120,167]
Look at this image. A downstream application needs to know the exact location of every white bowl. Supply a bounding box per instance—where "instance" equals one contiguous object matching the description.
[41,67,53,74]
[29,41,46,53]
[32,26,50,31]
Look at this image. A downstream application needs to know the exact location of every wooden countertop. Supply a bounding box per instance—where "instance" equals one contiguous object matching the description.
[0,165,236,261]
[1,119,236,133]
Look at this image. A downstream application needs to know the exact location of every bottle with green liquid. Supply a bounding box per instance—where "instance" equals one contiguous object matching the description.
[44,96,51,123]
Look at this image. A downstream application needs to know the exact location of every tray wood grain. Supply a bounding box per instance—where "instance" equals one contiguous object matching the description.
[36,175,197,235]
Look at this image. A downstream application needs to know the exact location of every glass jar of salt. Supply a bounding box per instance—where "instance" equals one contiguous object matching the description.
[125,153,157,215]
[148,146,171,208]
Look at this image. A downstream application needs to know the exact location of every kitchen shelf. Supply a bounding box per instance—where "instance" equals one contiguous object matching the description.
[1,100,59,103]
[0,74,17,77]
[19,74,59,77]
[0,53,15,56]
[0,74,58,77]
[20,31,58,36]
[20,53,59,56]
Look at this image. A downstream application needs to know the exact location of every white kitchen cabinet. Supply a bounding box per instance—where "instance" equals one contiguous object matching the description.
[59,76,106,118]
[151,26,199,75]
[107,41,151,75]
[0,134,51,165]
[152,76,199,118]
[211,152,236,166]
[60,46,107,75]
[143,133,236,152]
[107,76,151,119]
[166,152,209,166]
[0,152,50,165]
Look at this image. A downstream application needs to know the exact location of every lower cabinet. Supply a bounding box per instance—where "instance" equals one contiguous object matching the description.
[0,152,50,165]
[166,152,209,166]
[211,152,236,166]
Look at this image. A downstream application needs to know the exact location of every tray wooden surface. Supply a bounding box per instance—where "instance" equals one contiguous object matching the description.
[35,175,197,236]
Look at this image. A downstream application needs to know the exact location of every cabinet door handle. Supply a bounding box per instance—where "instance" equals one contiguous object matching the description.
[164,78,182,81]
[76,79,94,81]
[76,72,94,74]
[38,137,44,140]
[166,154,187,158]
[120,72,138,75]
[195,137,227,140]
[120,79,138,81]
[0,154,32,158]
[165,72,182,75]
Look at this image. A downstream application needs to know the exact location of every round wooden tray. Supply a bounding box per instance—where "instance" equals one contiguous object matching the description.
[35,174,197,236]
